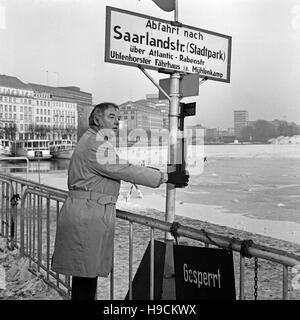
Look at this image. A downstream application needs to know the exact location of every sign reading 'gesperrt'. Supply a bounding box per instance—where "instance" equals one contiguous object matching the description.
[173,245,236,300]
[105,6,232,82]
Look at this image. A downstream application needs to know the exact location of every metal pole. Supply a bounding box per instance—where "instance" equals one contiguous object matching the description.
[282,265,288,300]
[174,0,178,21]
[38,158,41,185]
[150,228,154,300]
[129,222,133,300]
[161,3,180,300]
[165,72,180,240]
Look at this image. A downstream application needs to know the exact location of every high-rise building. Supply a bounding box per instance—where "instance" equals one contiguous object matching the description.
[234,110,249,138]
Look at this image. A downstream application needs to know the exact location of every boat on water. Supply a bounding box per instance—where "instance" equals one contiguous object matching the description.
[0,139,11,157]
[49,139,76,159]
[10,140,52,160]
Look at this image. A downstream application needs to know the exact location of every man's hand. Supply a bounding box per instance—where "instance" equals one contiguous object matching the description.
[167,171,189,187]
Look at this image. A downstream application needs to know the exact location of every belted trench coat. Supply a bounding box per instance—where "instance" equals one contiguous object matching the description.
[51,128,163,278]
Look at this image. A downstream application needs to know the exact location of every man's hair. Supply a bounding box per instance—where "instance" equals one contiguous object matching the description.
[89,102,119,127]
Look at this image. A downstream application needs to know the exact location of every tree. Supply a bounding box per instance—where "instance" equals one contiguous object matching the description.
[35,125,50,139]
[252,120,277,142]
[241,126,254,142]
[4,124,17,140]
[63,125,77,141]
[28,124,35,139]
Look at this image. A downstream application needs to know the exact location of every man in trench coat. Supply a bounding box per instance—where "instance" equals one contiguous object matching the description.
[51,102,189,300]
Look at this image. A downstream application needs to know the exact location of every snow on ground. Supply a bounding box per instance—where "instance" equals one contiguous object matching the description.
[0,238,61,300]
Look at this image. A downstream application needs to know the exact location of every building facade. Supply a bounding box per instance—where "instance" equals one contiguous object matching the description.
[119,100,164,132]
[0,75,35,140]
[146,94,169,129]
[0,74,93,141]
[29,83,78,141]
[234,110,249,138]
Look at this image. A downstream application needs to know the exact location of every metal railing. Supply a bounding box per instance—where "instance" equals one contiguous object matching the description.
[0,172,300,300]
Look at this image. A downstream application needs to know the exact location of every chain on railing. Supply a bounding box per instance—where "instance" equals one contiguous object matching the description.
[0,173,300,300]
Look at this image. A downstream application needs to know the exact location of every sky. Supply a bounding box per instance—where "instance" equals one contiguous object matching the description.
[0,0,299,129]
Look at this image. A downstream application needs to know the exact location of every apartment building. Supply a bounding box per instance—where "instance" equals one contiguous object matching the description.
[0,75,35,140]
[0,74,93,141]
[234,110,249,138]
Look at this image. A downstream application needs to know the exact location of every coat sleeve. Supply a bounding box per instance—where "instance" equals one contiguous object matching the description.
[86,140,164,188]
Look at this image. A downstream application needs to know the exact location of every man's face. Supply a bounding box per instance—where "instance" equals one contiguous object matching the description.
[96,106,120,133]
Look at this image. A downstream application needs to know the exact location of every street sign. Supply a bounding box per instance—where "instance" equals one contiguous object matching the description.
[173,245,236,300]
[181,102,196,117]
[159,74,200,99]
[105,6,232,82]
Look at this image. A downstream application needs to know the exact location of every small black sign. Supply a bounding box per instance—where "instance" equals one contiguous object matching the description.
[173,245,236,300]
[181,102,196,117]
[34,151,43,158]
[124,240,166,300]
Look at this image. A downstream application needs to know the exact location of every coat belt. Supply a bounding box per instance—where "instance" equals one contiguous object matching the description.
[68,190,118,204]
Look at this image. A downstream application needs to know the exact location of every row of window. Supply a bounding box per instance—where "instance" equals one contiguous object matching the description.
[37,109,51,115]
[0,96,33,104]
[2,123,15,128]
[0,104,16,112]
[36,117,51,123]
[36,100,76,109]
[0,104,76,116]
[53,118,76,123]
[121,116,135,120]
[53,111,76,116]
[1,122,74,132]
[53,101,76,109]
[20,114,33,121]
[0,95,76,109]
[36,100,50,107]
[0,105,33,113]
[1,113,75,123]
[120,110,135,114]
[0,113,17,120]
[0,87,33,97]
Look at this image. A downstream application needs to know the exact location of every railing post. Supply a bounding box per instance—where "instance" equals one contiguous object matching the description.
[20,189,25,256]
[129,222,133,300]
[32,194,36,267]
[239,254,245,300]
[46,195,50,281]
[5,183,9,240]
[37,195,42,272]
[282,265,288,300]
[150,228,154,300]
[1,182,4,236]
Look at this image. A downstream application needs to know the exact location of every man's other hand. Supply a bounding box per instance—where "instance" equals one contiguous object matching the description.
[167,171,189,187]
